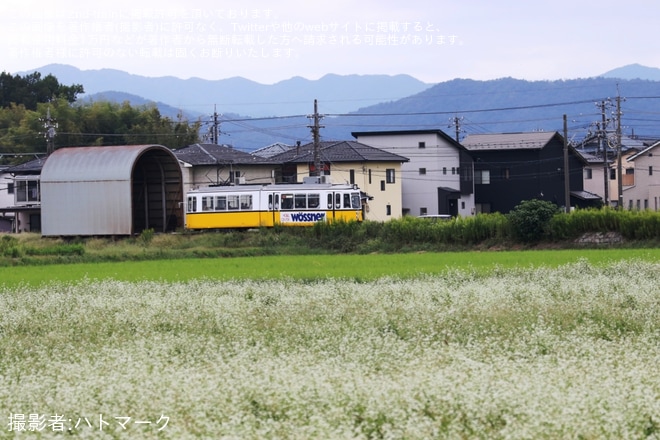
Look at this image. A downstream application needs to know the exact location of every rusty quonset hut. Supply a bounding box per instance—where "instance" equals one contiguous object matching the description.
[40,145,183,236]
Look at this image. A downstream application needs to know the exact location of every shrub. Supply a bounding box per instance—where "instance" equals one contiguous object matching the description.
[506,199,561,243]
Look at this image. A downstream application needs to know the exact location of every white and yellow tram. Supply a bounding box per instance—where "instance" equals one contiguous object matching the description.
[185,183,363,229]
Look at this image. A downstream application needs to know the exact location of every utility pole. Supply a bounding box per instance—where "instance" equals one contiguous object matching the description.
[307,99,324,176]
[211,106,220,145]
[449,115,463,142]
[615,93,624,209]
[41,107,58,156]
[563,114,570,213]
[597,100,609,205]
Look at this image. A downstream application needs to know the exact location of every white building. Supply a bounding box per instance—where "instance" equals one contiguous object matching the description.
[352,129,475,217]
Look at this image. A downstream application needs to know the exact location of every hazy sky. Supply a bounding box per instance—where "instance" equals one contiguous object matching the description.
[1,0,658,84]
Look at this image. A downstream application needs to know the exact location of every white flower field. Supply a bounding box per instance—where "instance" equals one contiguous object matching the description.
[1,259,660,439]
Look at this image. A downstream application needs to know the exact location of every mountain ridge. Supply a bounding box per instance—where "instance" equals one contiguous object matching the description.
[22,64,431,117]
[16,64,660,151]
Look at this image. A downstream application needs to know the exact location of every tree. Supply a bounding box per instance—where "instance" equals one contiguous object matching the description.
[0,71,84,111]
[506,199,560,243]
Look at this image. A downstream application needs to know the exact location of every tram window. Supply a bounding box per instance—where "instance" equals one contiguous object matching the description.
[308,193,320,209]
[295,193,307,209]
[268,194,273,209]
[202,196,213,211]
[351,193,361,209]
[227,195,240,210]
[335,193,341,209]
[327,194,333,209]
[187,196,197,213]
[281,194,294,210]
[343,193,351,208]
[240,195,252,210]
[215,196,227,211]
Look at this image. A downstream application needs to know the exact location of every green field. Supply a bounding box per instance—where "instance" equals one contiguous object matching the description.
[2,251,660,438]
[2,247,660,287]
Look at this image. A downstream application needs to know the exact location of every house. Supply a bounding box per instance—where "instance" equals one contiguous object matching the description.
[575,134,646,207]
[578,151,611,204]
[0,165,15,231]
[461,132,597,213]
[268,140,409,221]
[0,156,48,232]
[621,141,660,210]
[173,143,275,194]
[352,129,474,217]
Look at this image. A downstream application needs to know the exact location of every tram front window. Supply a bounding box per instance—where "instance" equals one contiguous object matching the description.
[351,193,361,209]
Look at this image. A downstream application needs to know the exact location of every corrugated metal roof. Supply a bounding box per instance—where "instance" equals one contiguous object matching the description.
[41,145,168,182]
[252,142,293,158]
[462,132,560,151]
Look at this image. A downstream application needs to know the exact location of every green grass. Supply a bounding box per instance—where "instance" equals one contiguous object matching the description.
[2,247,659,288]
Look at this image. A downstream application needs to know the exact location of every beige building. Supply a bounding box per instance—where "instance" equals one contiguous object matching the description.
[268,140,409,221]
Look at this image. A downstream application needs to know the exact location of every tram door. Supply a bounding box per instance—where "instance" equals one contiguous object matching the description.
[328,192,342,221]
[268,192,280,226]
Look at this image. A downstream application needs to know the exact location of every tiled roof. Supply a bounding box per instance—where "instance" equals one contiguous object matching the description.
[173,143,271,166]
[270,140,409,163]
[4,157,48,173]
[462,132,561,151]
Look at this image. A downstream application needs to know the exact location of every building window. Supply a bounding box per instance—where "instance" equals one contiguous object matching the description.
[419,168,426,175]
[475,170,490,185]
[584,168,593,180]
[420,207,427,216]
[650,166,653,176]
[443,167,447,175]
[15,179,40,203]
[418,141,426,149]
[368,169,372,184]
[386,169,395,184]
[380,180,385,191]
[7,182,13,194]
[628,200,633,210]
[461,201,465,209]
[501,168,510,180]
[645,199,649,209]
[386,204,392,216]
[610,169,616,180]
[349,169,355,184]
[451,167,456,175]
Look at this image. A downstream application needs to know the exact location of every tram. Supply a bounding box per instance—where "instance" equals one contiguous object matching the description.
[185,182,363,229]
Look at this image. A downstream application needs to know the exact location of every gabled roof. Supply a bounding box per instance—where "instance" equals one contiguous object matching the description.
[270,140,409,164]
[4,157,48,174]
[462,132,562,151]
[627,140,660,161]
[575,150,612,165]
[252,142,292,158]
[173,143,271,166]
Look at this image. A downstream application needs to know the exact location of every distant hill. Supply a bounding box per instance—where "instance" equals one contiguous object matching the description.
[600,64,660,81]
[24,64,431,117]
[19,64,660,151]
[229,76,660,150]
